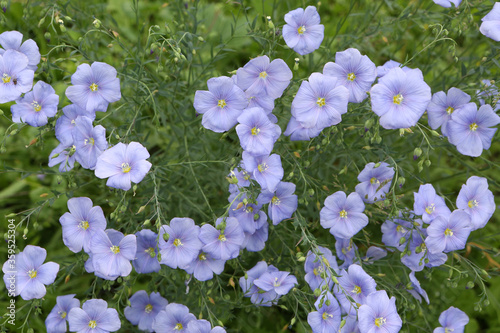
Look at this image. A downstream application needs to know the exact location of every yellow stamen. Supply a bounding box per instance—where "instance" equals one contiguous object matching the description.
[251,127,260,136]
[339,210,348,218]
[32,101,42,112]
[316,97,326,107]
[88,320,97,328]
[84,138,95,146]
[2,73,11,83]
[273,277,281,287]
[110,245,120,254]
[444,228,453,237]
[271,196,280,205]
[259,71,267,78]
[446,106,454,115]
[89,83,98,92]
[173,238,183,247]
[59,311,67,319]
[199,253,207,261]
[257,163,267,172]
[393,94,404,105]
[121,163,131,173]
[469,123,478,131]
[347,73,356,81]
[145,304,153,313]
[174,323,183,330]
[352,285,362,294]
[217,99,227,108]
[375,317,386,327]
[243,172,251,180]
[468,199,478,208]
[297,26,306,34]
[218,234,227,242]
[322,312,333,320]
[370,177,379,184]
[28,269,37,279]
[425,204,435,215]
[145,247,155,258]
[79,221,90,230]
[445,327,455,333]
[396,225,406,233]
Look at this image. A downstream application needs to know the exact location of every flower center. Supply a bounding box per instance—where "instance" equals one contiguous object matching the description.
[145,304,153,313]
[313,266,324,276]
[251,127,260,136]
[444,228,454,237]
[322,312,333,320]
[122,163,131,173]
[243,172,251,180]
[173,238,183,247]
[257,163,268,173]
[316,97,326,107]
[297,25,306,34]
[425,204,435,215]
[339,210,348,218]
[2,73,12,83]
[79,220,90,230]
[110,245,120,254]
[244,206,254,214]
[347,72,356,81]
[446,106,454,115]
[273,277,281,287]
[468,199,478,208]
[199,252,207,261]
[217,99,227,108]
[259,71,267,79]
[88,320,97,328]
[370,177,379,184]
[84,137,95,146]
[218,233,227,242]
[32,101,42,112]
[89,83,98,92]
[375,317,386,327]
[396,225,407,233]
[393,94,404,105]
[352,285,362,294]
[28,269,37,279]
[145,247,155,258]
[174,323,183,330]
[58,311,67,319]
[271,196,280,205]
[445,328,455,333]
[469,123,478,131]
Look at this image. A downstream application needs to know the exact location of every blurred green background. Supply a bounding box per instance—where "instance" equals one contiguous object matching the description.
[0,0,499,332]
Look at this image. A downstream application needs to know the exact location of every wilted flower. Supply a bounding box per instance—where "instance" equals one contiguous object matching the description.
[45,294,80,333]
[68,299,121,333]
[11,81,59,127]
[283,6,324,55]
[456,176,496,230]
[124,290,168,332]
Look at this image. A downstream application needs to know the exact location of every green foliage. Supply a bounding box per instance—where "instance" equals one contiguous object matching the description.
[0,0,499,332]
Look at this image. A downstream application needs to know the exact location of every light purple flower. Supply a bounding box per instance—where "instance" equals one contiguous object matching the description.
[320,191,368,239]
[0,31,40,70]
[68,299,121,333]
[381,214,420,251]
[477,79,500,111]
[186,319,226,333]
[257,181,298,225]
[158,217,202,269]
[448,103,500,157]
[65,62,121,112]
[253,270,298,295]
[184,250,225,281]
[408,271,429,304]
[283,6,324,55]
[90,229,137,279]
[333,264,377,314]
[239,261,279,306]
[284,115,322,141]
[193,76,248,133]
[358,290,402,333]
[307,291,341,333]
[425,210,472,253]
[72,116,107,170]
[48,143,77,172]
[0,49,34,103]
[401,228,448,271]
[236,107,281,156]
[59,196,107,253]
[480,3,500,42]
[242,221,269,252]
[291,73,349,130]
[95,142,152,191]
[376,60,411,78]
[235,55,292,99]
[433,0,462,7]
[55,104,95,145]
[152,303,196,332]
[227,167,251,193]
[2,245,59,300]
[242,152,283,192]
[370,67,431,129]
[323,48,377,103]
[456,176,496,230]
[133,229,161,274]
[362,246,387,264]
[229,192,265,234]
[336,238,358,269]
[304,246,339,292]
[11,81,59,127]
[427,88,471,136]
[355,162,394,203]
[433,306,469,333]
[199,217,244,260]
[45,294,80,333]
[413,184,451,223]
[124,290,168,332]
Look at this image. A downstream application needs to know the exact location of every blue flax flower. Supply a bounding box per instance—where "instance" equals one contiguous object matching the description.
[370,67,431,129]
[159,217,202,269]
[124,290,168,332]
[186,319,226,333]
[323,48,377,103]
[425,210,472,253]
[236,55,292,99]
[381,213,419,250]
[0,31,40,70]
[242,221,269,252]
[448,103,500,157]
[434,306,469,333]
[239,261,279,306]
[11,81,59,127]
[427,88,471,136]
[0,49,34,103]
[284,115,322,141]
[48,143,77,172]
[95,142,152,191]
[184,250,225,281]
[65,62,121,112]
[242,152,283,191]
[477,79,500,111]
[257,181,298,225]
[199,217,244,260]
[433,0,462,7]
[413,184,451,223]
[355,162,394,203]
[152,303,196,332]
[133,229,161,274]
[72,116,108,170]
[227,167,251,193]
[401,229,448,271]
[292,73,349,129]
[456,176,496,230]
[376,60,410,78]
[407,271,429,304]
[193,76,247,133]
[320,191,368,239]
[304,245,339,292]
[45,294,80,333]
[363,246,388,264]
[59,196,107,253]
[283,6,324,55]
[336,238,358,269]
[307,291,341,333]
[68,299,120,333]
[236,107,281,156]
[253,270,298,296]
[228,193,265,234]
[358,290,402,333]
[333,264,377,314]
[55,104,95,146]
[480,3,500,42]
[2,245,59,300]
